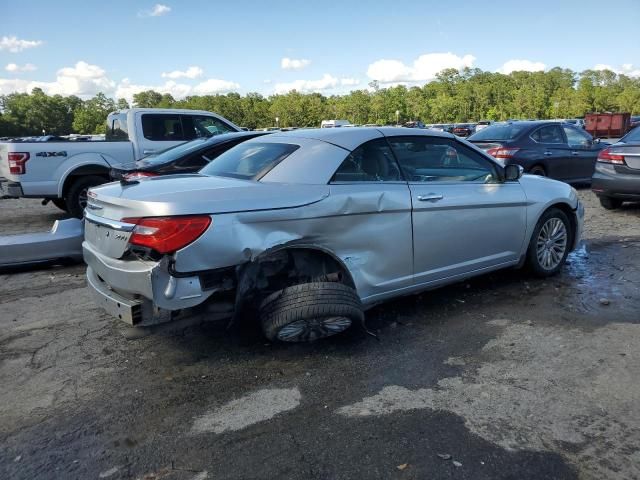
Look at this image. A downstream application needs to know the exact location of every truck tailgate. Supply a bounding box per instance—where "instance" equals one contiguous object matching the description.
[0,143,13,180]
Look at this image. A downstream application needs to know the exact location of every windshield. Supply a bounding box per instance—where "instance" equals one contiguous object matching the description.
[137,138,211,166]
[621,127,640,143]
[200,142,299,180]
[468,123,527,141]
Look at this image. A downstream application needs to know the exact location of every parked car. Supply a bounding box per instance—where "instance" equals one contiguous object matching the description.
[0,108,242,217]
[475,121,493,132]
[467,121,608,184]
[452,123,476,137]
[630,115,640,130]
[110,131,272,181]
[321,120,352,128]
[83,127,583,342]
[591,126,640,209]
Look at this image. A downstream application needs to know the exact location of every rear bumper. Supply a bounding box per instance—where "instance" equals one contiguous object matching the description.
[83,241,216,325]
[0,178,23,198]
[592,167,640,200]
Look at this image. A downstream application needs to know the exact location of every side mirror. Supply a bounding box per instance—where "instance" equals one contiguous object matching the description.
[594,138,601,144]
[504,164,524,181]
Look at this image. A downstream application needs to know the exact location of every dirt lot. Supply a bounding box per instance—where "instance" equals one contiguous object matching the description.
[1,190,639,480]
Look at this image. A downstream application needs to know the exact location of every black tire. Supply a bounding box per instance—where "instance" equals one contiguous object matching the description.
[526,208,572,277]
[529,165,547,176]
[259,282,363,342]
[599,196,622,210]
[51,198,69,213]
[65,175,108,218]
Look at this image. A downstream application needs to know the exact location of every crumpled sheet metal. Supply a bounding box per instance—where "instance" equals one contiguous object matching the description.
[0,218,84,268]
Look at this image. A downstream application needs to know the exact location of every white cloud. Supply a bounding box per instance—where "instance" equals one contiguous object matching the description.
[0,61,115,97]
[340,78,360,86]
[593,63,640,77]
[281,57,311,71]
[161,66,203,79]
[274,74,339,94]
[498,59,546,74]
[139,3,171,17]
[0,36,43,53]
[367,52,476,84]
[192,78,241,95]
[5,63,37,73]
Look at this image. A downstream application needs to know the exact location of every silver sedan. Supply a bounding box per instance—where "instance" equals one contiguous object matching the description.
[83,127,584,342]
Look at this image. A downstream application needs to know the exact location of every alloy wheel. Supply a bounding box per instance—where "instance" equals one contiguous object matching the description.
[536,217,568,270]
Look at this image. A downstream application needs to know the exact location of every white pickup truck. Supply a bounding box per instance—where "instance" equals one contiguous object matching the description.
[0,108,241,217]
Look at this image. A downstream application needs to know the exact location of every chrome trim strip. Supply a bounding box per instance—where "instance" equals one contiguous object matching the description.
[84,210,136,232]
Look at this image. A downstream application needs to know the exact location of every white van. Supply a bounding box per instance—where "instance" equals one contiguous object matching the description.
[320,120,352,128]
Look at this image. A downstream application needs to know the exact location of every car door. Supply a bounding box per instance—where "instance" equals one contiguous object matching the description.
[136,113,188,157]
[529,125,572,180]
[387,135,527,286]
[562,125,598,180]
[328,138,413,298]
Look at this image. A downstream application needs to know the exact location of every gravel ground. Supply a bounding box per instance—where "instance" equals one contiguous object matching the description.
[0,188,639,480]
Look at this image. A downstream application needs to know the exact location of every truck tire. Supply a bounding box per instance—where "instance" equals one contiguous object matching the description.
[65,175,107,218]
[51,198,69,213]
[599,196,622,210]
[526,208,572,277]
[259,282,363,342]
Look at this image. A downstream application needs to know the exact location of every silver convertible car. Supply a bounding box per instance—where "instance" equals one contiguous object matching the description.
[83,127,584,342]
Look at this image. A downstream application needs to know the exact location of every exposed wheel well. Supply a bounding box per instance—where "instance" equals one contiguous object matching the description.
[61,165,110,198]
[234,246,356,315]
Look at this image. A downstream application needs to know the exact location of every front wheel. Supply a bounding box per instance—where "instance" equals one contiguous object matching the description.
[259,282,363,342]
[526,208,572,277]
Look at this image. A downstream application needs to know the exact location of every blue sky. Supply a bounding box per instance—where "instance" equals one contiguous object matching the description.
[2,0,639,101]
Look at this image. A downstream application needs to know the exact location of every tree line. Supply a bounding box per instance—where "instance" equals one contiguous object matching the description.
[1,67,639,136]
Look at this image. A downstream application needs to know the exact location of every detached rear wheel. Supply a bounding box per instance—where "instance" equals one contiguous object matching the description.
[65,175,108,218]
[526,208,571,277]
[259,282,363,342]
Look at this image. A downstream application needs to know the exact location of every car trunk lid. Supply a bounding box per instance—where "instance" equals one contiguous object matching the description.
[84,174,330,259]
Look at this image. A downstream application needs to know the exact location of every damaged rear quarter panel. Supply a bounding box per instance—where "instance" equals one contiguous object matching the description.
[173,183,414,302]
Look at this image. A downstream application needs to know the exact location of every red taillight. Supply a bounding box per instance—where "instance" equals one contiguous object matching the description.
[123,171,159,181]
[8,152,29,174]
[597,147,625,165]
[123,216,212,254]
[486,147,520,159]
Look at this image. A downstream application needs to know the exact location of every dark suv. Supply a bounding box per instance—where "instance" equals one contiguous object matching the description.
[467,121,608,183]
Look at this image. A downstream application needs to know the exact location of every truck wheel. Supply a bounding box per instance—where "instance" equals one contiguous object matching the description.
[526,208,572,277]
[51,198,69,213]
[599,196,622,210]
[529,165,546,176]
[65,176,107,218]
[259,282,363,342]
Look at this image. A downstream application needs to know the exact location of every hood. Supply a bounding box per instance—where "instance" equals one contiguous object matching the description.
[87,174,330,220]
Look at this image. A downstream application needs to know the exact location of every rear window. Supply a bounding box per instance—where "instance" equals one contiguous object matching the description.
[621,127,640,143]
[468,123,526,141]
[106,113,129,141]
[199,142,299,180]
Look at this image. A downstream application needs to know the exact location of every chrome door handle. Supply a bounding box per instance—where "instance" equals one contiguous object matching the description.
[417,194,444,202]
[543,151,553,156]
[571,151,580,156]
[143,149,156,155]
